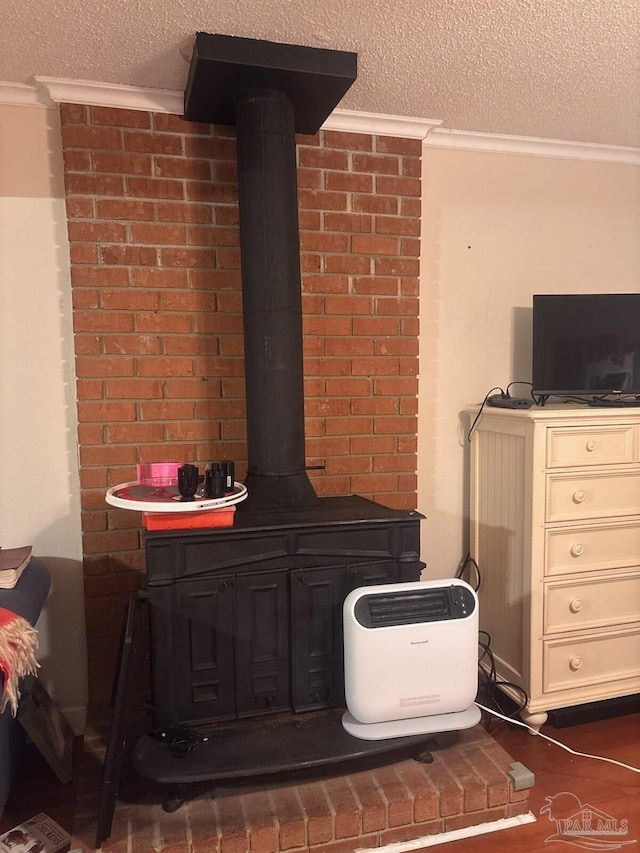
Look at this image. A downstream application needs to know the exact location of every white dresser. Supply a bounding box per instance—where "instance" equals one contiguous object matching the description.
[468,404,640,730]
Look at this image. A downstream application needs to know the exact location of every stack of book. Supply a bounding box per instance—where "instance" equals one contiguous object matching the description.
[0,546,32,589]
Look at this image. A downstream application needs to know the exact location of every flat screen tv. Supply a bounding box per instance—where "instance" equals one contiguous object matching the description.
[532,294,640,401]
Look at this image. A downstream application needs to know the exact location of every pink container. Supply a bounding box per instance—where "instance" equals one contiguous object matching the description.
[137,462,182,487]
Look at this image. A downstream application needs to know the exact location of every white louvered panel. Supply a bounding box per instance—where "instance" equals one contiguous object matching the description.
[476,428,526,678]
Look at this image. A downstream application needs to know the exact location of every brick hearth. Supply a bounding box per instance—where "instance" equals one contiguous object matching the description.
[72,724,530,852]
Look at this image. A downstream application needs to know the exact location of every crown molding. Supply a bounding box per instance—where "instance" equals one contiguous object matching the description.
[34,77,183,114]
[2,77,638,162]
[32,77,441,139]
[0,81,46,107]
[425,127,640,165]
[322,109,442,140]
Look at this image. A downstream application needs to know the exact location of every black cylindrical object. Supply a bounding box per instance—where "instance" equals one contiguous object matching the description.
[234,90,318,509]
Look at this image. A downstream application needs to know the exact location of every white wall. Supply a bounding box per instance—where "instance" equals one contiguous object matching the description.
[418,147,640,579]
[0,103,87,733]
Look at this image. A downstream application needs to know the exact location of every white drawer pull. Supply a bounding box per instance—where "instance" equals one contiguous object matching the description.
[569,656,583,671]
[585,440,596,452]
[570,543,584,557]
[572,489,586,504]
[569,599,583,613]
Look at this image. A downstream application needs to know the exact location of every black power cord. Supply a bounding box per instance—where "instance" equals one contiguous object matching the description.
[476,632,528,732]
[456,551,481,592]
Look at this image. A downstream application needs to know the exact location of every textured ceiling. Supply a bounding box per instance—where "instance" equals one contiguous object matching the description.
[2,0,639,148]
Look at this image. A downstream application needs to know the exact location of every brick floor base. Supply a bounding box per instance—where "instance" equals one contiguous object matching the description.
[72,724,530,852]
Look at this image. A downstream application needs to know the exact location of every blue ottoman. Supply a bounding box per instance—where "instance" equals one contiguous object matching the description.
[0,558,51,816]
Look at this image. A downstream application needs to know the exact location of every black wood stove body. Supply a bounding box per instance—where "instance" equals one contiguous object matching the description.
[124,34,429,815]
[145,496,424,729]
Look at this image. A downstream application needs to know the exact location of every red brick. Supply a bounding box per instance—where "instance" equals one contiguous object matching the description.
[296,167,323,189]
[353,153,400,175]
[96,199,156,220]
[296,782,333,846]
[348,770,387,833]
[68,220,127,242]
[131,268,188,288]
[125,131,184,155]
[154,113,211,135]
[158,201,213,224]
[73,310,133,333]
[298,189,348,211]
[375,257,420,277]
[69,243,99,264]
[101,245,158,265]
[72,267,130,288]
[323,130,373,150]
[352,316,399,337]
[62,124,123,150]
[323,777,360,839]
[350,435,396,454]
[375,136,422,156]
[325,171,373,193]
[156,156,211,180]
[325,416,372,436]
[237,790,276,853]
[352,193,398,214]
[72,289,99,310]
[127,176,185,199]
[92,107,152,128]
[213,796,248,853]
[267,787,307,850]
[188,799,220,853]
[60,102,89,123]
[351,228,398,255]
[66,197,94,218]
[376,174,421,197]
[100,290,158,310]
[65,172,125,196]
[300,232,349,253]
[298,148,349,170]
[75,355,135,378]
[134,312,192,334]
[82,530,140,555]
[351,398,398,415]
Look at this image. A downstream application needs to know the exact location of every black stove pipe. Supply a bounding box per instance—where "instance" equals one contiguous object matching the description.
[184,33,356,510]
[234,89,318,509]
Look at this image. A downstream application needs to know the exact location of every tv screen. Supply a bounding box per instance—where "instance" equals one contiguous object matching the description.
[532,294,640,399]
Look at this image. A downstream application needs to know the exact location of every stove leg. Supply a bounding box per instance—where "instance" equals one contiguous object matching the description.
[163,783,189,813]
[414,747,433,764]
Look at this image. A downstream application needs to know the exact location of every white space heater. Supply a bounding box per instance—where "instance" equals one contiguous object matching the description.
[342,578,481,740]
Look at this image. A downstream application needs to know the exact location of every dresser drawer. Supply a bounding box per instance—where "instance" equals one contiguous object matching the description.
[546,470,640,522]
[543,626,640,693]
[544,572,640,634]
[546,425,636,469]
[545,521,640,576]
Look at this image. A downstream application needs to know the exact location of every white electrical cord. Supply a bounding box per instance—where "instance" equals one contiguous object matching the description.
[475,702,640,774]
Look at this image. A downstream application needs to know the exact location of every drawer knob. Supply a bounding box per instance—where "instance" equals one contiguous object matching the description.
[569,656,583,671]
[572,489,586,504]
[570,543,584,557]
[569,598,583,613]
[585,440,597,452]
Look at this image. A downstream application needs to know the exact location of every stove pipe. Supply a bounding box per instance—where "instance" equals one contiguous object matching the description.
[184,33,357,510]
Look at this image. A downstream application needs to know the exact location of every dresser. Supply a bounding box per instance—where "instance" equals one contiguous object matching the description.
[468,404,640,730]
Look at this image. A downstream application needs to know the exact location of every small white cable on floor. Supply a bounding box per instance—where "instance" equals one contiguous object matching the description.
[475,702,640,774]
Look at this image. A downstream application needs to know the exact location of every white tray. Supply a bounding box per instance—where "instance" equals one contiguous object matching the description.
[105,481,248,513]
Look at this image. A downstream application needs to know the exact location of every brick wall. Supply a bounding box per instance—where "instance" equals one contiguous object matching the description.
[59,104,422,707]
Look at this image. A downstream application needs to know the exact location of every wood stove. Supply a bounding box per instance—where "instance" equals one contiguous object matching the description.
[146,496,424,728]
[130,34,427,809]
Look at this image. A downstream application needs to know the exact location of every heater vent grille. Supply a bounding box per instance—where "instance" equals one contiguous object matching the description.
[354,585,475,628]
